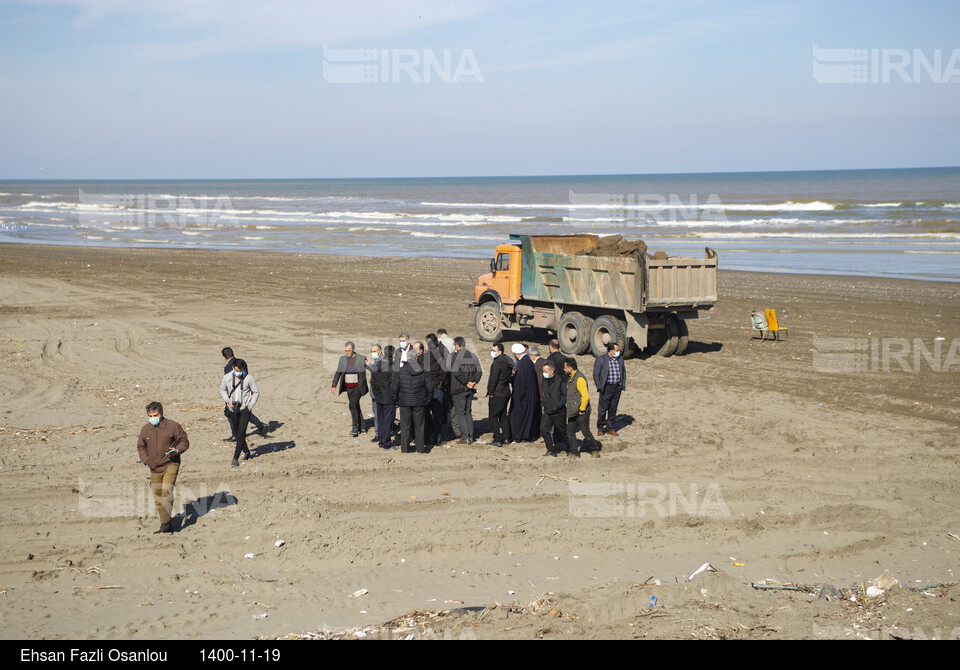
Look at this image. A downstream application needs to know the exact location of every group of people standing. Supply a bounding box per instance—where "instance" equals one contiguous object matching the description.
[332,329,483,454]
[135,334,629,535]
[331,329,629,458]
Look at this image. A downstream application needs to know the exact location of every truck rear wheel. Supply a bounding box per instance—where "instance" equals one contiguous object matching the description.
[655,321,679,357]
[589,315,627,357]
[558,311,592,356]
[475,302,503,342]
[674,316,689,356]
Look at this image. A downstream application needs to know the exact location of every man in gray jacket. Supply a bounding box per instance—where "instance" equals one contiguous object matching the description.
[449,337,482,444]
[331,342,369,438]
[221,358,260,466]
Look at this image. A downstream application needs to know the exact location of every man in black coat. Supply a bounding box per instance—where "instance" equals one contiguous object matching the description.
[486,343,513,447]
[331,342,368,437]
[369,345,397,449]
[391,357,434,454]
[546,339,566,375]
[530,346,547,397]
[449,336,482,444]
[593,342,626,436]
[539,361,569,456]
[509,343,539,443]
[423,334,448,447]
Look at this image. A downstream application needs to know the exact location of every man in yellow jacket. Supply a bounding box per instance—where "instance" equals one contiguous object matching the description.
[563,358,601,458]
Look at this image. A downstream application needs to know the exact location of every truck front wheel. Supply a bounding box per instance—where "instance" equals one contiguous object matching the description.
[558,311,593,356]
[475,302,503,342]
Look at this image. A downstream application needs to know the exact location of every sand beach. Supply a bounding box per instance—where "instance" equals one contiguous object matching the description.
[0,242,958,640]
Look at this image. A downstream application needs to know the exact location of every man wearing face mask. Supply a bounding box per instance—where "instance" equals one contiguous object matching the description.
[539,362,568,457]
[137,401,189,534]
[593,342,626,436]
[222,358,261,466]
[221,347,268,439]
[370,345,397,449]
[394,332,412,369]
[366,344,383,442]
[486,342,513,447]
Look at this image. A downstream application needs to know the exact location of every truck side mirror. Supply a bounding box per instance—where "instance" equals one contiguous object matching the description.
[490,258,497,274]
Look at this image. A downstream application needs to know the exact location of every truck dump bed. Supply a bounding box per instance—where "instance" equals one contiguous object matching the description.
[513,234,717,312]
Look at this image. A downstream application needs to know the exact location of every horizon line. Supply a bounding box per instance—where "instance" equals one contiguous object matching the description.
[2,164,959,183]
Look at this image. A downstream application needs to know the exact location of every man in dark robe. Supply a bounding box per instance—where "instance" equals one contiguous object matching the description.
[509,343,540,442]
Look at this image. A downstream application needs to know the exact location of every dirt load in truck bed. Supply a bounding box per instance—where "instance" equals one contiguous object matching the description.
[574,234,692,260]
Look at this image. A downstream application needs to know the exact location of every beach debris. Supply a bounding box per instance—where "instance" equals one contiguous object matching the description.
[750,580,815,594]
[689,562,717,580]
[536,473,581,484]
[253,613,268,621]
[349,589,369,598]
[73,584,123,593]
[865,586,885,598]
[274,539,285,548]
[907,581,958,592]
[818,584,843,602]
[870,573,900,591]
[244,553,256,559]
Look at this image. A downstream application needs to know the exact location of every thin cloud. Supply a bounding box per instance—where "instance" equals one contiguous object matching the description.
[45,0,493,61]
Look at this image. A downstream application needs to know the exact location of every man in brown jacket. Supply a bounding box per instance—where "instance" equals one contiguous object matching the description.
[137,401,190,534]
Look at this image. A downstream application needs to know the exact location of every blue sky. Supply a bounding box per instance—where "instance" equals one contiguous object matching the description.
[1,0,958,179]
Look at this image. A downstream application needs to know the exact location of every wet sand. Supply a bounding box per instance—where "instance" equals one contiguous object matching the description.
[1,242,958,640]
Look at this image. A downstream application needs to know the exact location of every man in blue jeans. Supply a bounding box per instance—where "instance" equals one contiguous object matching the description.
[222,347,268,439]
[593,342,626,436]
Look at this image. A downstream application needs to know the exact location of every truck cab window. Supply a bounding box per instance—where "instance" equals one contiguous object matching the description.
[495,252,511,272]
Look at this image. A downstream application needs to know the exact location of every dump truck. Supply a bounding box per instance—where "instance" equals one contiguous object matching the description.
[471,234,717,357]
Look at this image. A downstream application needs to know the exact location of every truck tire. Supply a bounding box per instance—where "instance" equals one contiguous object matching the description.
[558,311,593,356]
[655,321,678,357]
[475,302,503,342]
[589,315,627,357]
[674,316,689,356]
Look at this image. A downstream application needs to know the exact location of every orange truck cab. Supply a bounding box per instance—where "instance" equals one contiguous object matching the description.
[474,243,522,308]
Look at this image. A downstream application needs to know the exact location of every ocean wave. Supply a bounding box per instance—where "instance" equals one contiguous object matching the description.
[419,200,838,212]
[408,231,504,241]
[684,231,960,240]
